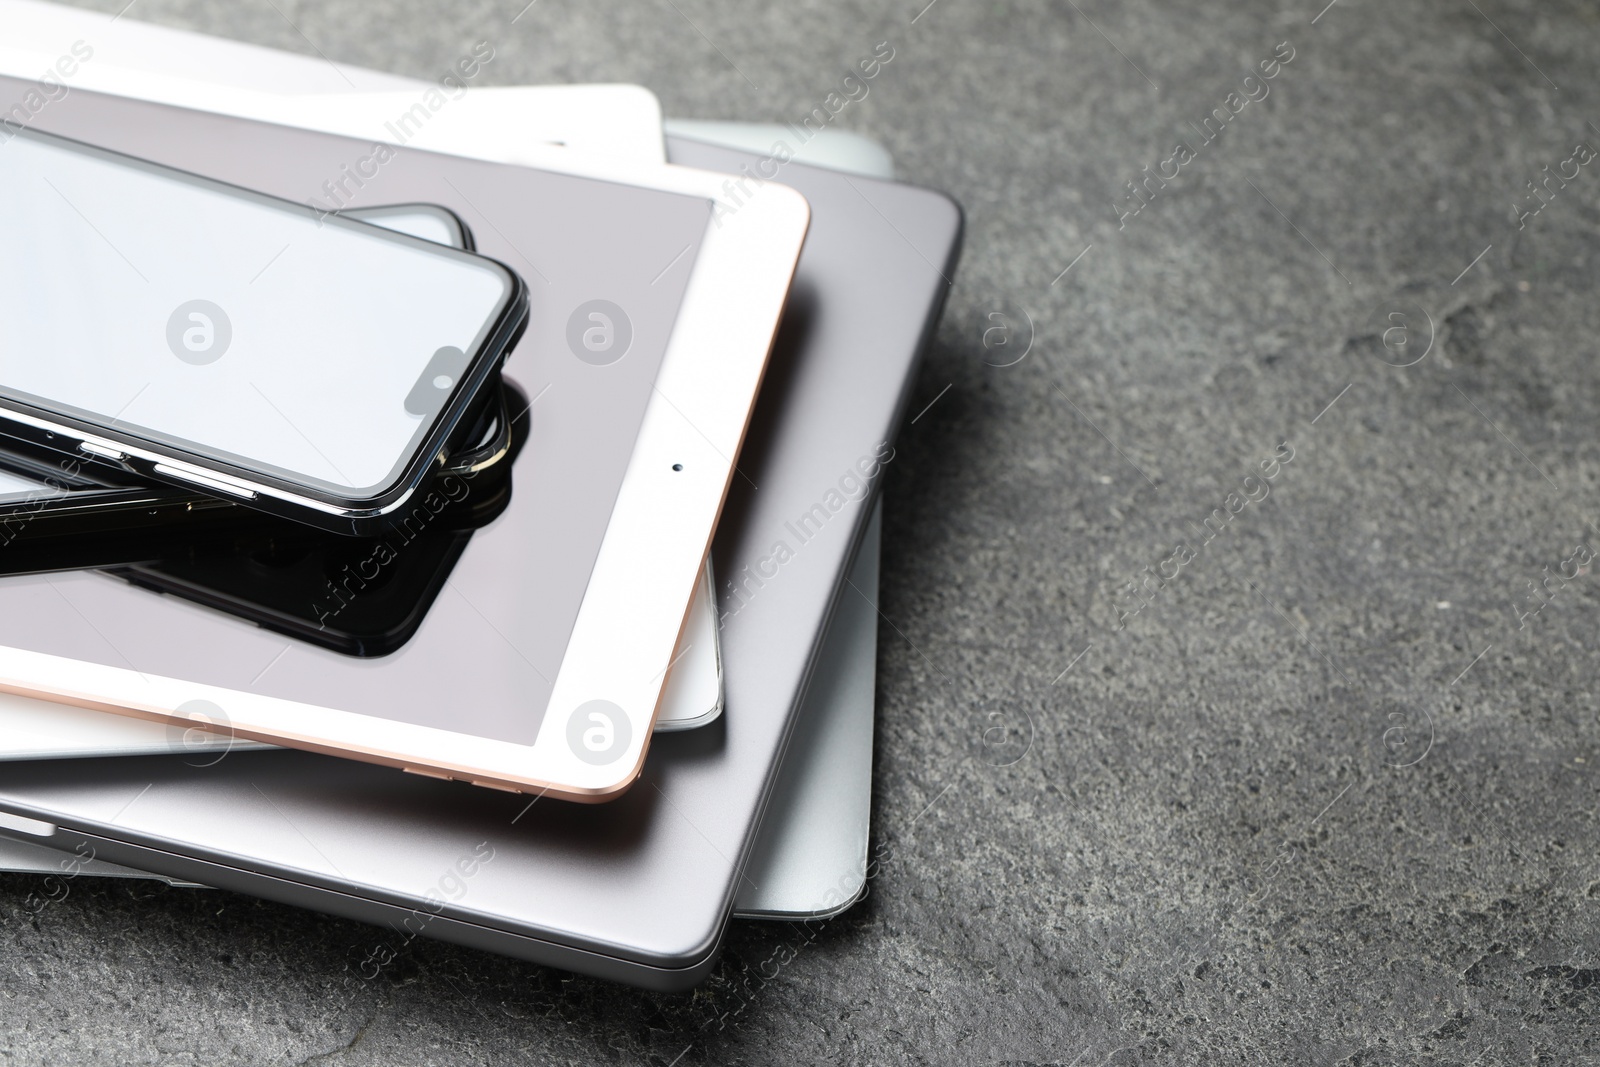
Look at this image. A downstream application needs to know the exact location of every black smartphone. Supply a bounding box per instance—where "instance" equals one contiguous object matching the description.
[0,380,516,578]
[105,379,528,657]
[0,203,505,566]
[0,124,528,535]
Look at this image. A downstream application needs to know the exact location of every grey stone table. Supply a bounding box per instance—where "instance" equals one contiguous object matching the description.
[6,0,1600,1063]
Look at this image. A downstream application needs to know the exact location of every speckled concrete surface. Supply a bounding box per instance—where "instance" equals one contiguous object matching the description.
[5,0,1600,1063]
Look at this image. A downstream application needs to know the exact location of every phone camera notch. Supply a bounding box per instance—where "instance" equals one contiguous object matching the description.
[405,346,468,417]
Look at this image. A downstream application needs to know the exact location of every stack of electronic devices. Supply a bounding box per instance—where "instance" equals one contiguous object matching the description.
[0,2,960,988]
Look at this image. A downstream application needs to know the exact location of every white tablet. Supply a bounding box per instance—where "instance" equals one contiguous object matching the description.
[0,64,721,755]
[0,37,663,162]
[0,81,808,800]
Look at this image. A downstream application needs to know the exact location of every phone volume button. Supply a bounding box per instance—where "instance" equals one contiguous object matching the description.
[151,464,258,500]
[79,441,126,461]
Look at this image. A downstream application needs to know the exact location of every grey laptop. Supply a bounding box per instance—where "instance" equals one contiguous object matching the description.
[0,127,962,989]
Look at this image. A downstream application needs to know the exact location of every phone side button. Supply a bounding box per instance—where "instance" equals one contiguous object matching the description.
[79,441,126,461]
[402,766,453,781]
[151,464,258,500]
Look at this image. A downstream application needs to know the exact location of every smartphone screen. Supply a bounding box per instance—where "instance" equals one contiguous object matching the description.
[0,125,518,499]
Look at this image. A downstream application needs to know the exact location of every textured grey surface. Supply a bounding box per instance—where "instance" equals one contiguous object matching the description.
[6,0,1600,1063]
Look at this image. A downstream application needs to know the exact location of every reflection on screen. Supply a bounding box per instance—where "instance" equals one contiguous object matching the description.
[0,469,68,507]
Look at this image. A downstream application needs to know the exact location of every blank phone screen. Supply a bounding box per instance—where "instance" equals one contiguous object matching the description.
[0,126,515,496]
